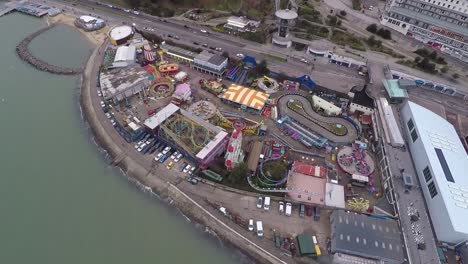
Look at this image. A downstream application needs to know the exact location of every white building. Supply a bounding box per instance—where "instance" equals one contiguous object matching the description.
[112,45,136,68]
[224,16,260,32]
[75,15,105,31]
[401,101,468,244]
[312,95,342,116]
[381,0,468,63]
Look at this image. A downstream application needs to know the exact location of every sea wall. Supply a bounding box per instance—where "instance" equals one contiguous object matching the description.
[80,44,287,264]
[16,24,82,75]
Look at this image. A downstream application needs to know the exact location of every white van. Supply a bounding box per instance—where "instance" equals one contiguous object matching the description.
[256,221,263,237]
[263,197,270,211]
[285,202,292,216]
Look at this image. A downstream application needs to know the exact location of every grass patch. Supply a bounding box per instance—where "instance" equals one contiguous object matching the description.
[331,30,366,51]
[260,53,287,62]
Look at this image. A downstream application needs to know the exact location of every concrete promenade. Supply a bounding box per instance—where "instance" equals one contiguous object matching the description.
[80,42,292,264]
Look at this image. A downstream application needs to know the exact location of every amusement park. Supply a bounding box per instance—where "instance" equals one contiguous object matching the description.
[96,21,400,263]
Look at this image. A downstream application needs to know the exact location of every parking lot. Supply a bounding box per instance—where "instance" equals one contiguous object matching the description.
[182,182,332,254]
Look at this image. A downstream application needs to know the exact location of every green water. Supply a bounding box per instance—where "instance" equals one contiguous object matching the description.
[0,13,244,264]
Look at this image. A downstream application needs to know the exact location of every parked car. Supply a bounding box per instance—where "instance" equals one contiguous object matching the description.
[313,206,320,221]
[174,153,183,162]
[256,197,263,209]
[100,101,106,108]
[285,202,292,216]
[183,164,191,173]
[110,119,116,126]
[159,154,169,163]
[202,43,208,47]
[188,177,198,185]
[248,219,254,231]
[236,53,244,58]
[279,201,284,214]
[264,197,270,211]
[200,29,207,33]
[155,152,163,161]
[166,161,175,170]
[299,204,305,218]
[188,166,196,175]
[215,47,222,51]
[171,151,179,160]
[193,42,199,45]
[180,162,188,172]
[305,205,313,217]
[162,146,171,155]
[256,221,264,237]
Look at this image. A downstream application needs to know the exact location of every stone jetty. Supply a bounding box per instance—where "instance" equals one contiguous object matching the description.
[16,24,82,75]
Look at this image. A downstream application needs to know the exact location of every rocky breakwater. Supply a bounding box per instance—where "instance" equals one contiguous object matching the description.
[16,24,82,75]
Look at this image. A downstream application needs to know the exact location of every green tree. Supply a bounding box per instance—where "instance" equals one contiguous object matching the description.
[452,73,460,79]
[222,51,229,58]
[256,59,269,76]
[414,56,422,63]
[226,162,248,184]
[366,24,378,34]
[440,65,449,73]
[377,28,391,39]
[340,10,347,16]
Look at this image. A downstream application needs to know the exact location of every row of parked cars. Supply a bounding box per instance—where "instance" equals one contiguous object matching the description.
[256,196,320,220]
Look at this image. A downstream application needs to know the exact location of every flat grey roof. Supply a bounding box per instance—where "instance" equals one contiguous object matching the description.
[208,54,227,66]
[160,43,198,59]
[330,210,405,263]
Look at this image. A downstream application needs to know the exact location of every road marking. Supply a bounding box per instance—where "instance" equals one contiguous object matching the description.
[170,184,287,264]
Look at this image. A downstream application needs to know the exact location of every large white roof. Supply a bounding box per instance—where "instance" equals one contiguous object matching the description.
[144,103,179,130]
[109,25,133,40]
[79,15,104,24]
[405,101,468,233]
[275,9,298,20]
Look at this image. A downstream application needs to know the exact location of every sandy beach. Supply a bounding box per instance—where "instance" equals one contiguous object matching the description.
[48,13,108,46]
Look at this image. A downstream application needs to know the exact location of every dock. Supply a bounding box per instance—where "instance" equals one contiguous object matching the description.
[0,1,61,18]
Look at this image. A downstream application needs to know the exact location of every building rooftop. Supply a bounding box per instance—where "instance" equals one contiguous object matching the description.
[275,9,298,20]
[247,141,264,172]
[109,25,133,41]
[325,183,345,208]
[351,85,374,108]
[79,15,104,24]
[160,43,198,60]
[404,101,468,234]
[330,210,405,263]
[222,84,269,110]
[194,50,227,66]
[100,66,149,100]
[382,79,408,99]
[296,234,316,256]
[144,103,180,130]
[286,170,326,205]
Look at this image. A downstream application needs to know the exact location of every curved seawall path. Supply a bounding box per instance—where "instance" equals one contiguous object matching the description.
[16,24,82,75]
[81,42,287,264]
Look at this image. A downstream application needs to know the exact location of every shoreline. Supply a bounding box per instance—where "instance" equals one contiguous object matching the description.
[76,26,288,264]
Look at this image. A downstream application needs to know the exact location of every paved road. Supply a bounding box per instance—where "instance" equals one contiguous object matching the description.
[277,93,358,143]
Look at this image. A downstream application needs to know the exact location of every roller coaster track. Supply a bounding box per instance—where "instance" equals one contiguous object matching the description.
[277,93,358,143]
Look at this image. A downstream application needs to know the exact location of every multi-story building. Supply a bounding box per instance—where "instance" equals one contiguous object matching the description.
[381,0,468,62]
